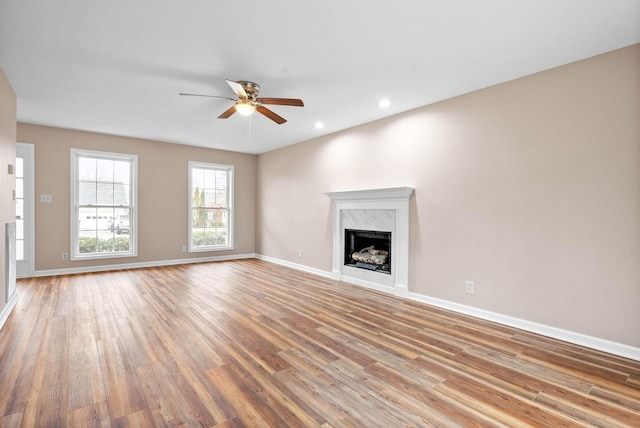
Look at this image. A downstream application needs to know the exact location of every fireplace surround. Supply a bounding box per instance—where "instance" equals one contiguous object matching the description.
[326,187,414,296]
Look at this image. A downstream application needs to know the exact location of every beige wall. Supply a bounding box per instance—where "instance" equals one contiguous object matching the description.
[256,44,640,347]
[17,124,256,271]
[0,69,16,318]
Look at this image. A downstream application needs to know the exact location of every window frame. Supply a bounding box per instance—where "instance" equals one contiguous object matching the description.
[188,161,234,253]
[70,148,138,261]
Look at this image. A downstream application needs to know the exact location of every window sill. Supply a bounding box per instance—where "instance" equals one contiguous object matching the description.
[188,245,234,253]
[71,252,137,261]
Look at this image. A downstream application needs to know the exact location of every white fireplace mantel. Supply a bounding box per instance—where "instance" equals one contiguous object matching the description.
[326,187,414,297]
[325,187,414,202]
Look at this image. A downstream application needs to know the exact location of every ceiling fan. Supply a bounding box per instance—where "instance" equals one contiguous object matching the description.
[179,79,304,124]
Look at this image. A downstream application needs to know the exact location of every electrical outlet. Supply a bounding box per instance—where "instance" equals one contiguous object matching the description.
[298,249,303,258]
[40,194,52,203]
[465,280,475,294]
[62,252,69,261]
[182,245,187,253]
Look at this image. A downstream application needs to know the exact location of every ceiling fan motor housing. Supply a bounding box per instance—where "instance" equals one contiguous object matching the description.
[236,81,260,99]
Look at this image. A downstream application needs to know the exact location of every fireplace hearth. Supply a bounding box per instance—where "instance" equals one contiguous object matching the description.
[344,229,391,274]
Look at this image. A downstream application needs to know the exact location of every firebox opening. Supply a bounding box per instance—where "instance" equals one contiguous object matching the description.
[344,229,391,274]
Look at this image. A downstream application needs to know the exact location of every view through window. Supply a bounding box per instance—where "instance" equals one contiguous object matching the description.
[71,149,137,259]
[189,161,233,252]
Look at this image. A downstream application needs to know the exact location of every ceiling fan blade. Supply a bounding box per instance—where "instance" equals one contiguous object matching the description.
[179,93,235,101]
[217,105,237,119]
[257,106,287,124]
[257,97,304,107]
[225,80,248,99]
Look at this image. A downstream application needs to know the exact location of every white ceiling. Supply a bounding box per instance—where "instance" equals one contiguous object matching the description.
[1,1,639,154]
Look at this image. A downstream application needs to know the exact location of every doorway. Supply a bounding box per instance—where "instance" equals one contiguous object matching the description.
[16,143,34,278]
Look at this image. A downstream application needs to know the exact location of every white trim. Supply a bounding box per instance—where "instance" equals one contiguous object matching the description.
[255,255,640,361]
[406,292,640,362]
[255,254,333,279]
[325,187,415,201]
[0,291,18,331]
[34,253,256,277]
[16,143,35,278]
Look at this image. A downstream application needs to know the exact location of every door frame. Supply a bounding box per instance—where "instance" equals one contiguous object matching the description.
[16,143,35,278]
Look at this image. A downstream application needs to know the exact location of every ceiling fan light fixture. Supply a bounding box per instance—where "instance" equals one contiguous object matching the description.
[235,101,256,116]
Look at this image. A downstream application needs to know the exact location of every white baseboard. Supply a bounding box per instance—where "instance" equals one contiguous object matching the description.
[34,253,257,277]
[256,254,640,361]
[0,291,18,331]
[254,254,333,279]
[407,292,640,362]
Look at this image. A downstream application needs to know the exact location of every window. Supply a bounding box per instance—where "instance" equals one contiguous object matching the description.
[189,161,233,252]
[15,156,24,261]
[71,149,137,260]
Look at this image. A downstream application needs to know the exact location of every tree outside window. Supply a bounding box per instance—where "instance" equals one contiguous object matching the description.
[188,162,234,252]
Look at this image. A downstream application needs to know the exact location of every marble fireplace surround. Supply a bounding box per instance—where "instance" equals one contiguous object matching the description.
[326,187,414,297]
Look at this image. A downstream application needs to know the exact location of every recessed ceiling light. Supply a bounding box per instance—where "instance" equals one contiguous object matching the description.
[314,121,325,129]
[377,99,391,108]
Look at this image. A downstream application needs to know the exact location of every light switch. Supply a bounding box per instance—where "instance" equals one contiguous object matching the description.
[40,194,52,203]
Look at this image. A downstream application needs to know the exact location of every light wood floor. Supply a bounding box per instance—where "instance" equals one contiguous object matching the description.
[1,259,639,427]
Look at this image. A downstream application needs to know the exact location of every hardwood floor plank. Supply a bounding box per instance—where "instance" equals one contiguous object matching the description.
[206,364,275,427]
[318,361,427,427]
[97,336,148,420]
[215,311,292,376]
[590,385,640,412]
[0,301,45,416]
[163,351,237,425]
[351,359,505,427]
[111,408,156,427]
[136,361,216,427]
[534,392,635,428]
[0,411,23,427]
[521,347,632,384]
[67,332,106,411]
[465,344,596,393]
[68,400,112,428]
[277,350,402,427]
[223,341,325,427]
[517,349,640,401]
[1,259,639,426]
[513,331,640,377]
[30,315,69,427]
[436,372,581,427]
[274,367,359,428]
